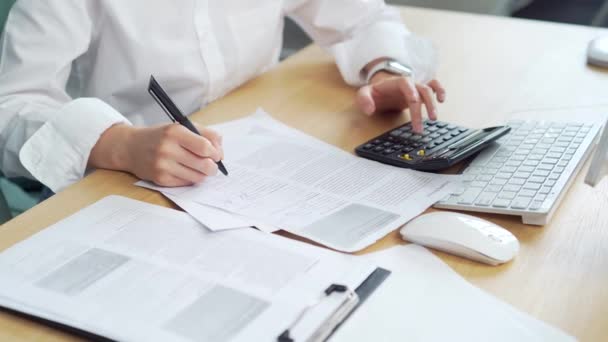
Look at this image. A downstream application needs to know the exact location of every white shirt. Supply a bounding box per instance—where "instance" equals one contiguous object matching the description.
[0,0,410,192]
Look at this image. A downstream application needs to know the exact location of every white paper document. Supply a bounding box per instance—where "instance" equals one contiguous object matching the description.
[139,110,460,252]
[0,196,374,342]
[330,245,576,342]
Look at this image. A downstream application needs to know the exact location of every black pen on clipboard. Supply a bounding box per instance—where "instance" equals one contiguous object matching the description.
[148,76,228,176]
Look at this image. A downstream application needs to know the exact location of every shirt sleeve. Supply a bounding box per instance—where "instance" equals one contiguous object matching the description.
[0,1,130,193]
[285,0,411,86]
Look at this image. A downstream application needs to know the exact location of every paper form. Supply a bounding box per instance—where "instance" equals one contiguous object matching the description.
[139,109,461,252]
[0,196,375,342]
[330,245,575,342]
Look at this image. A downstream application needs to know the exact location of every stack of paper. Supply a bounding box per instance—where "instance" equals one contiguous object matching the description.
[331,245,576,342]
[139,110,461,252]
[0,197,375,342]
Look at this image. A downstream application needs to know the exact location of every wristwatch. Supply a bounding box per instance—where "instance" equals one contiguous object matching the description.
[365,59,413,84]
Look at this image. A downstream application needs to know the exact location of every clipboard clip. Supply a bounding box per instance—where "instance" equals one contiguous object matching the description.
[278,284,358,342]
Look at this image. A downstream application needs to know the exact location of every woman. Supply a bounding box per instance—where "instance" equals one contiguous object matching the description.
[0,0,445,193]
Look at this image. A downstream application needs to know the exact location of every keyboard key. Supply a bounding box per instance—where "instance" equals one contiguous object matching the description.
[498,191,517,200]
[523,160,539,167]
[463,174,477,182]
[502,166,517,173]
[475,192,497,206]
[482,168,499,175]
[523,182,541,191]
[508,178,526,186]
[529,201,543,210]
[554,166,565,173]
[476,175,493,182]
[514,172,531,179]
[490,178,507,186]
[518,166,535,173]
[546,180,556,187]
[542,157,559,165]
[511,197,532,209]
[519,189,537,197]
[528,154,544,160]
[471,181,488,188]
[537,163,554,171]
[549,173,561,180]
[503,184,521,192]
[457,187,483,205]
[535,195,547,202]
[495,172,513,179]
[533,170,550,177]
[486,185,503,192]
[492,199,512,208]
[539,186,552,194]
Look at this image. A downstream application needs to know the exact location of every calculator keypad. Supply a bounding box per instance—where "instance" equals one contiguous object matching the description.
[359,120,471,162]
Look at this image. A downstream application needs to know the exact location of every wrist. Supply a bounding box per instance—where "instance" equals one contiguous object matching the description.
[88,124,135,172]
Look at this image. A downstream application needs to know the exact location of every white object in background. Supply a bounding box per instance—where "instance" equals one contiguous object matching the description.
[587,36,608,67]
[330,245,575,342]
[585,121,608,186]
[400,212,519,265]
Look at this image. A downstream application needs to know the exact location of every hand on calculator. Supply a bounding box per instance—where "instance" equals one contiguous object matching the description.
[356,71,446,134]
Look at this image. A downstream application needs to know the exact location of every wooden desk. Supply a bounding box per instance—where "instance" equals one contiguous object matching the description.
[1,6,607,342]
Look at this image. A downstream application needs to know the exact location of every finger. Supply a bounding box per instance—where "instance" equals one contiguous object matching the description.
[167,160,209,184]
[152,172,192,187]
[356,85,376,115]
[417,84,437,121]
[171,125,221,161]
[398,78,423,133]
[174,146,219,177]
[199,126,224,159]
[428,79,446,103]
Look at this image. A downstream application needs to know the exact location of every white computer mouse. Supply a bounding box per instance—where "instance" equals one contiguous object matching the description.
[587,36,608,67]
[400,212,519,266]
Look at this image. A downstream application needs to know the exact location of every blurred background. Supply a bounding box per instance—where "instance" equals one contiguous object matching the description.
[282,0,608,58]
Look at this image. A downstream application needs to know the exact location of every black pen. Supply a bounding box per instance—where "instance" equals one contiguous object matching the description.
[148,75,228,176]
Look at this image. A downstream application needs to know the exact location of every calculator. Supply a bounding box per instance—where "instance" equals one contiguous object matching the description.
[355,120,511,171]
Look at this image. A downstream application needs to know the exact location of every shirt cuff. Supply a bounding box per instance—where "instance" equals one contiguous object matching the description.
[331,20,410,87]
[19,98,131,193]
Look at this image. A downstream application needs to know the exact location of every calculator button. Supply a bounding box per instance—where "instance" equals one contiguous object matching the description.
[438,128,449,134]
[390,130,403,137]
[362,144,374,150]
[383,148,396,155]
[400,132,413,139]
[447,124,457,130]
[399,154,413,161]
[411,135,422,141]
[426,121,437,126]
[382,142,393,147]
[436,122,448,128]
[421,137,432,143]
[417,150,426,156]
[373,146,384,152]
[373,139,382,145]
[427,126,439,132]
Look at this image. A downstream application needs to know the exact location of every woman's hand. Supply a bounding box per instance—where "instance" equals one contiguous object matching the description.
[89,123,223,187]
[356,71,446,134]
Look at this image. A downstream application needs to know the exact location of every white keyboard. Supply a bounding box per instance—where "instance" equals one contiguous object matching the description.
[435,120,602,225]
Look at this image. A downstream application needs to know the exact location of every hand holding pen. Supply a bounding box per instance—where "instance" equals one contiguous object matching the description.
[149,76,228,176]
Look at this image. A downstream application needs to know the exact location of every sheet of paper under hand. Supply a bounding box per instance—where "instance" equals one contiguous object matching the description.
[330,245,575,342]
[138,109,461,252]
[166,195,280,233]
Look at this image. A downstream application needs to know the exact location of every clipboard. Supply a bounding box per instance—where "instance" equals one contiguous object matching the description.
[0,268,391,342]
[278,267,391,342]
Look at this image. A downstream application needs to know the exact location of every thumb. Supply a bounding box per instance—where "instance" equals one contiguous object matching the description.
[356,85,376,116]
